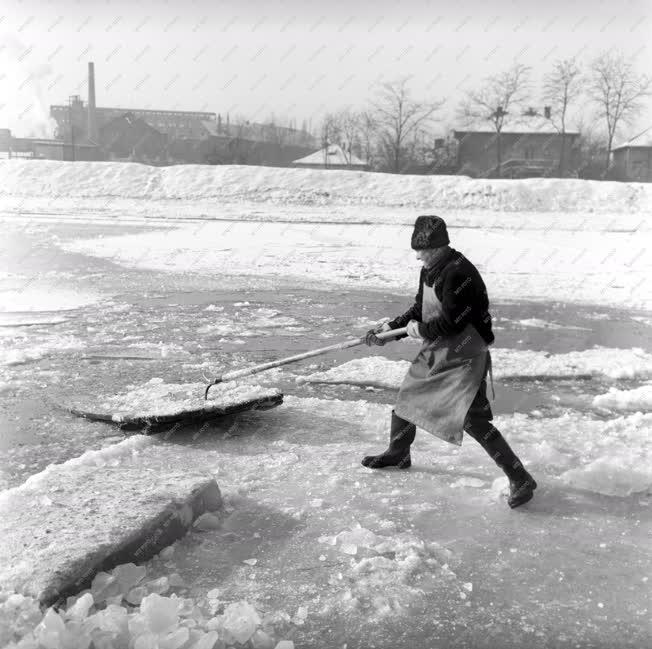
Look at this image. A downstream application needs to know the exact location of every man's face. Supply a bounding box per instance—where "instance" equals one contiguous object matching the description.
[416,248,442,268]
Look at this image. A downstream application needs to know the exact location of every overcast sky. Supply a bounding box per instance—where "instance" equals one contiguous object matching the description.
[2,0,651,140]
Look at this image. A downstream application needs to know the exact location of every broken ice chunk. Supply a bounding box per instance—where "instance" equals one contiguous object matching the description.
[145,576,170,595]
[140,593,179,634]
[127,587,147,606]
[112,563,147,592]
[340,543,358,555]
[222,601,261,645]
[65,592,94,620]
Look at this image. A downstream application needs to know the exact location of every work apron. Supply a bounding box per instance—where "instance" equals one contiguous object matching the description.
[394,282,491,446]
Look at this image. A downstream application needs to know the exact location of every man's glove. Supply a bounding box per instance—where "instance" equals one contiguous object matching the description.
[365,321,392,346]
[406,319,423,340]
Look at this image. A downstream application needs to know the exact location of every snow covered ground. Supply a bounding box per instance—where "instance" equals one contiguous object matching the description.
[0,160,651,648]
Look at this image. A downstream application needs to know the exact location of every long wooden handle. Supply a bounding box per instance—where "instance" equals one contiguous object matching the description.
[208,326,408,386]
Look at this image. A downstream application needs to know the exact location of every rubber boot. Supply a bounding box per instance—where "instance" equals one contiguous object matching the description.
[473,424,537,508]
[361,410,416,469]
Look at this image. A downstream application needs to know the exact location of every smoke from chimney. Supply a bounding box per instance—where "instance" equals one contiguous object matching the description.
[87,62,98,142]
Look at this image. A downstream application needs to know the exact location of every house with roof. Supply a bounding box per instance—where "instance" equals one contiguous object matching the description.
[291,144,369,171]
[452,118,580,178]
[612,128,652,182]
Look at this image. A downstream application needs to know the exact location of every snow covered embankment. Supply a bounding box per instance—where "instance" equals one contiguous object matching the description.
[1,159,651,216]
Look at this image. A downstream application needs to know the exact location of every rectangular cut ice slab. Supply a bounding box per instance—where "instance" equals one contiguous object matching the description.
[69,380,283,428]
[0,436,222,607]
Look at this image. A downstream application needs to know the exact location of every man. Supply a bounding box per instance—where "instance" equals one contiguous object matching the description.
[363,215,537,509]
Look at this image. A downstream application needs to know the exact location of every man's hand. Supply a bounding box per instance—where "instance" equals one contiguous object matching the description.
[374,321,392,334]
[365,321,392,346]
[406,320,423,340]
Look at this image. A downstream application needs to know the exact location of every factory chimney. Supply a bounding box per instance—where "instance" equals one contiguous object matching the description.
[87,62,98,142]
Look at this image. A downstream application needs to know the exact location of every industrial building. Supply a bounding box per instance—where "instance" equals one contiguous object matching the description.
[1,62,316,166]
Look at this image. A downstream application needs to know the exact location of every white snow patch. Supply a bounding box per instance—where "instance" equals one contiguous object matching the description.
[509,318,591,331]
[592,384,652,412]
[0,286,102,312]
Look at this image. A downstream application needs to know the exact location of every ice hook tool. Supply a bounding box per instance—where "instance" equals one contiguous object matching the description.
[204,326,408,400]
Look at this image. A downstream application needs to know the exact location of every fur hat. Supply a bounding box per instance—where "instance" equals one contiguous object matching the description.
[410,215,450,250]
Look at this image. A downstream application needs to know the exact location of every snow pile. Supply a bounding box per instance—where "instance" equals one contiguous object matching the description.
[300,347,652,388]
[0,560,294,649]
[92,378,282,422]
[592,384,652,412]
[2,159,651,214]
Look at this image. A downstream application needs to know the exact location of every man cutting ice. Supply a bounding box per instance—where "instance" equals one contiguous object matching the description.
[363,215,537,509]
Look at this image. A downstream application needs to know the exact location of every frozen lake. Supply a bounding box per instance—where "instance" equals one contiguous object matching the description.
[1,212,651,648]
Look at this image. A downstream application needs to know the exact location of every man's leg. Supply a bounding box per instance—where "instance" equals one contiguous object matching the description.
[464,372,537,508]
[361,410,416,469]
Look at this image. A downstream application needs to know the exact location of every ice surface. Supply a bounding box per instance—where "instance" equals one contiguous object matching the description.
[509,318,591,331]
[61,221,652,309]
[301,347,652,388]
[0,331,84,366]
[0,285,102,313]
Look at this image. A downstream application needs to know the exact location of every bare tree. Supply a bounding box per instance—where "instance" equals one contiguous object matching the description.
[336,109,363,165]
[542,57,583,175]
[319,112,341,167]
[370,77,443,173]
[588,51,651,175]
[458,63,531,177]
[359,111,378,170]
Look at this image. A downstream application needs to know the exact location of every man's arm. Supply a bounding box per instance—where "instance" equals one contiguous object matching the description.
[387,268,424,338]
[418,267,475,339]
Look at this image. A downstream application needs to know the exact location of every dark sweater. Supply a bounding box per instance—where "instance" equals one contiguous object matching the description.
[387,247,495,345]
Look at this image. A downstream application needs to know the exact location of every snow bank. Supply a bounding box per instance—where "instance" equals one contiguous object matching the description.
[2,159,651,214]
[0,436,222,605]
[300,347,652,388]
